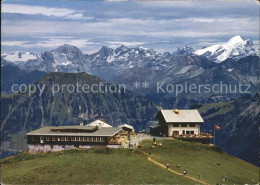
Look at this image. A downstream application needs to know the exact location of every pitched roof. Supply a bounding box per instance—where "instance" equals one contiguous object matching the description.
[118,124,134,130]
[27,126,122,136]
[86,119,112,127]
[157,109,204,123]
[149,125,162,129]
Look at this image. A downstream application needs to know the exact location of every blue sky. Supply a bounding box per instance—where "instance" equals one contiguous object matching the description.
[1,0,259,54]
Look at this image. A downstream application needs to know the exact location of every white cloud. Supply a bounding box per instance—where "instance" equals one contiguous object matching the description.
[35,39,88,48]
[1,2,259,54]
[105,41,145,47]
[1,38,96,50]
[2,41,29,46]
[2,14,258,39]
[2,3,91,20]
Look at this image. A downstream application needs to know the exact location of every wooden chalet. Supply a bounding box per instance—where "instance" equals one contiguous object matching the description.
[150,109,213,143]
[27,122,122,153]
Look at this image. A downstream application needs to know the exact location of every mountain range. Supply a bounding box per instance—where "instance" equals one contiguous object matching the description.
[1,36,259,108]
[2,36,258,80]
[1,36,259,165]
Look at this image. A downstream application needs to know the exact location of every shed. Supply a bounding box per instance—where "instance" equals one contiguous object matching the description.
[118,124,134,132]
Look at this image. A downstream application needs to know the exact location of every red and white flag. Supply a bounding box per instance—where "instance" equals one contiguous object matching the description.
[215,124,221,130]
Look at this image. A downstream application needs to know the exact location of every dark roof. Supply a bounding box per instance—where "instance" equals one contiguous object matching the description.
[27,125,122,137]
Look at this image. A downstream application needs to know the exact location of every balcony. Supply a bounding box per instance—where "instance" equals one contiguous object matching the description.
[173,132,214,139]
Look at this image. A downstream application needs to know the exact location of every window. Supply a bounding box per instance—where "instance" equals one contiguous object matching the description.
[181,123,187,127]
[76,137,79,141]
[83,137,87,141]
[186,131,190,134]
[191,131,194,135]
[40,136,44,143]
[32,136,36,141]
[182,130,185,135]
[80,137,84,141]
[65,137,69,141]
[189,123,196,127]
[173,123,179,127]
[71,137,75,141]
[52,137,57,141]
[46,136,50,141]
[61,137,65,141]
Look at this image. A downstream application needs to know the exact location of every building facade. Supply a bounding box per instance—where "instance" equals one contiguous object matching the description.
[27,124,122,153]
[150,109,204,137]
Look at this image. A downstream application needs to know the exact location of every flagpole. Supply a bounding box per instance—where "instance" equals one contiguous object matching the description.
[214,124,216,145]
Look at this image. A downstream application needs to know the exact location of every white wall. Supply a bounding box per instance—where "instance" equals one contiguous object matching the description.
[167,123,201,136]
[28,144,121,153]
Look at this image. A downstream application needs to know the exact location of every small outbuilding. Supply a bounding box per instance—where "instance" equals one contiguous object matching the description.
[118,124,134,132]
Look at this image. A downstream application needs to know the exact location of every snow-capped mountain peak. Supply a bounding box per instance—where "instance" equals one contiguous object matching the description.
[173,46,195,55]
[195,35,258,63]
[2,51,38,64]
[227,35,243,45]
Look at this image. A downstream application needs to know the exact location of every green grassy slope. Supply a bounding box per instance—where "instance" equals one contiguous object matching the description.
[1,139,258,184]
[140,139,259,184]
[1,148,194,184]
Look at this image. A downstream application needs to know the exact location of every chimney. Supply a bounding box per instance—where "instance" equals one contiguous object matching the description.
[174,109,180,114]
[80,121,83,126]
[97,122,102,129]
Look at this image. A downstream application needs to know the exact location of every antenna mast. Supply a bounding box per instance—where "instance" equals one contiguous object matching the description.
[175,95,178,109]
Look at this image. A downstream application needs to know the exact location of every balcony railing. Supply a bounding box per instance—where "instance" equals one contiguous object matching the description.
[173,132,214,139]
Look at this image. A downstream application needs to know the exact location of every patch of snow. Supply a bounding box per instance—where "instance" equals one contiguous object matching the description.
[107,54,115,63]
[52,52,71,68]
[117,53,129,60]
[61,61,72,66]
[175,65,193,75]
[189,68,204,78]
[195,45,221,55]
[227,68,234,72]
[145,53,151,57]
[139,46,149,51]
[1,53,8,57]
[3,51,37,63]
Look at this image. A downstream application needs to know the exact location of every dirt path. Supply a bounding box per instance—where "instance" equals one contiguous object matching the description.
[139,149,208,185]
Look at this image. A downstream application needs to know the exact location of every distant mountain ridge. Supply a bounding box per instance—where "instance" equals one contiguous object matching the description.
[2,36,259,108]
[197,93,260,165]
[1,65,47,94]
[2,36,258,80]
